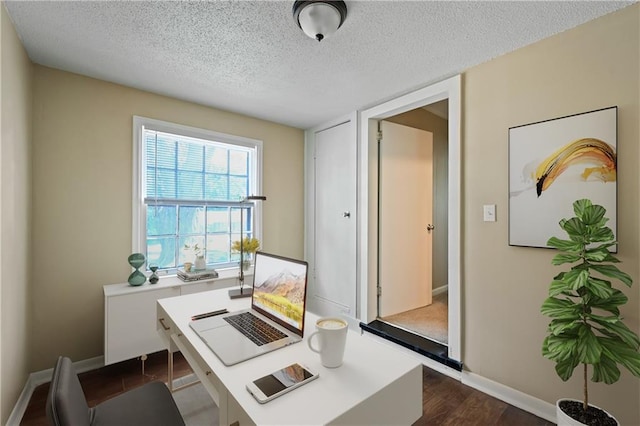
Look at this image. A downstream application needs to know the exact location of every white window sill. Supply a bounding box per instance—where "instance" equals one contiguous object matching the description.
[103,266,253,297]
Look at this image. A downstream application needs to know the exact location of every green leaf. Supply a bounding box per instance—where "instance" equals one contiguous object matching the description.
[548,319,580,336]
[549,279,573,297]
[593,289,627,306]
[562,218,587,241]
[602,253,621,263]
[590,264,633,287]
[581,204,606,226]
[541,297,580,319]
[584,248,610,262]
[591,242,617,252]
[564,268,589,291]
[577,325,602,364]
[584,277,614,299]
[589,226,615,243]
[589,313,620,322]
[542,336,550,357]
[594,320,640,350]
[590,290,627,316]
[555,357,579,381]
[573,199,593,218]
[545,334,578,362]
[552,253,582,265]
[592,354,620,384]
[547,237,582,253]
[600,338,640,377]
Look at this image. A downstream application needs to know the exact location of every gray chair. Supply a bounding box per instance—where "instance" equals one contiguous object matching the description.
[46,356,185,426]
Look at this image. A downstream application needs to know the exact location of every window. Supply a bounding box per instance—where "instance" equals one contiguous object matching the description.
[133,116,263,272]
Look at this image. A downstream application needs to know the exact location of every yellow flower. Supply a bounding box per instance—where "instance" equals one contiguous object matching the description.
[231,237,260,254]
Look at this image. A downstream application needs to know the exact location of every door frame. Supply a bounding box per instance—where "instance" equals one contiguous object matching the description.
[358,75,461,361]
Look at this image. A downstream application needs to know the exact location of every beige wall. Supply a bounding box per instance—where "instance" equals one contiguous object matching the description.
[387,107,449,290]
[1,4,32,423]
[463,5,639,424]
[31,67,304,371]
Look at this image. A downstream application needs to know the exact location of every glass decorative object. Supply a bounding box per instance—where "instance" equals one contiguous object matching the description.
[128,253,146,286]
[149,264,159,284]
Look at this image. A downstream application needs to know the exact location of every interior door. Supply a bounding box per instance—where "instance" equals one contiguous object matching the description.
[379,121,433,317]
[314,121,357,316]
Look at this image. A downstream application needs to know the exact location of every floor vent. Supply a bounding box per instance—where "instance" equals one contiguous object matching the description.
[360,320,463,371]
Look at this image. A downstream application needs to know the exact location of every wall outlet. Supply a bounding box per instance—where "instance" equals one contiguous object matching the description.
[483,204,496,222]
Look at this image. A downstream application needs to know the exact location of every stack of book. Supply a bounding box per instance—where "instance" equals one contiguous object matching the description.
[177,268,219,282]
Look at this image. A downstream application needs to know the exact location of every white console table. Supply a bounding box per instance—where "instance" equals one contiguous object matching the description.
[104,270,248,365]
[157,288,423,425]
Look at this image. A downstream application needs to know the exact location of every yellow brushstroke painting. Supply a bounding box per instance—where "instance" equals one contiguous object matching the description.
[534,138,616,197]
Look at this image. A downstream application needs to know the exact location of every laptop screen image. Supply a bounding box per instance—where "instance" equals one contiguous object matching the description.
[250,252,308,337]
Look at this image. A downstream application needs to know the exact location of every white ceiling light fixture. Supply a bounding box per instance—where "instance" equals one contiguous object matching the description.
[293,1,347,42]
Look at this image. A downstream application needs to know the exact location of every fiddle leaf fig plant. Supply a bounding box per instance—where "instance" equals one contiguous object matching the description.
[541,199,640,414]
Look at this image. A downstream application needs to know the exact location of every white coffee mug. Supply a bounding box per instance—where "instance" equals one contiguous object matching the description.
[307,317,348,368]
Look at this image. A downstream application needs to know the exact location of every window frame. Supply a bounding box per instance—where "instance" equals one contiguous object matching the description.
[132,116,264,272]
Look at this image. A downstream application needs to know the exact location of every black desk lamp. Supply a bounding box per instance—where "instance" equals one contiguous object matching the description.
[229,195,266,299]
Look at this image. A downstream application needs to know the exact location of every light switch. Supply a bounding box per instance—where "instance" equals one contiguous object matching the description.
[483,204,496,222]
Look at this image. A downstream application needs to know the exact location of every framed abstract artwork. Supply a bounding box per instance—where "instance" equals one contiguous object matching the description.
[508,106,617,249]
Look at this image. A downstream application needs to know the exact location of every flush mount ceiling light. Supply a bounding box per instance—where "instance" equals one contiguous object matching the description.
[293,1,347,42]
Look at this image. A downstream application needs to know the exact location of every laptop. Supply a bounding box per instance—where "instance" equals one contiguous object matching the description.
[189,251,309,366]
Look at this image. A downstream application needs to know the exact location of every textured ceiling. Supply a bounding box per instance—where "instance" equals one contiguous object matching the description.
[4,1,635,129]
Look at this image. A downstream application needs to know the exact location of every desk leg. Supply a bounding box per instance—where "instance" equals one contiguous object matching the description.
[167,348,202,393]
[219,387,229,425]
[167,349,174,392]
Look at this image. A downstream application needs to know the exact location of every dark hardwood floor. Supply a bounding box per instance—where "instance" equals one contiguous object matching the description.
[414,367,553,426]
[21,351,553,426]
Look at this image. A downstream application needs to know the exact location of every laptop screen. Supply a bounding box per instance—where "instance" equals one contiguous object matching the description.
[251,252,308,337]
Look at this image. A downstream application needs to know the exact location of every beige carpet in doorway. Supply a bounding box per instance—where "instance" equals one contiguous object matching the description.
[382,291,448,344]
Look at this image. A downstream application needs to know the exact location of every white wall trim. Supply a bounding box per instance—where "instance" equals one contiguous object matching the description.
[461,371,556,423]
[358,74,462,362]
[7,356,104,425]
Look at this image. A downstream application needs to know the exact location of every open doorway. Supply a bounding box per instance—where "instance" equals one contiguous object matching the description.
[377,102,449,346]
[358,75,461,368]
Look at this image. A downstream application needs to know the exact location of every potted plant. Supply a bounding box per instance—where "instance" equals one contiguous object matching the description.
[541,199,640,425]
[231,237,260,270]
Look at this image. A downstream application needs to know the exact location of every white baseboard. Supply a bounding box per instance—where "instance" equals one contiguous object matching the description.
[432,285,448,297]
[461,371,556,423]
[6,356,104,426]
[6,378,36,426]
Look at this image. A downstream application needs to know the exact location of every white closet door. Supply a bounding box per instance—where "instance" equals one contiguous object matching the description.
[379,121,433,317]
[313,121,357,316]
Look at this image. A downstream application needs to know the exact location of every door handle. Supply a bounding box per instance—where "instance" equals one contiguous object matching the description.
[343,211,351,218]
[427,224,435,232]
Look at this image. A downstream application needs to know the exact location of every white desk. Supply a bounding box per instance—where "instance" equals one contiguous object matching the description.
[157,288,423,425]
